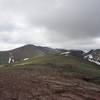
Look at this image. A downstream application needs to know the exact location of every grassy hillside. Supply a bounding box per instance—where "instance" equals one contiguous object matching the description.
[1,53,100,85]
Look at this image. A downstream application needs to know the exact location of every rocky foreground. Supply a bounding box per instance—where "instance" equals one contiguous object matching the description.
[0,65,100,100]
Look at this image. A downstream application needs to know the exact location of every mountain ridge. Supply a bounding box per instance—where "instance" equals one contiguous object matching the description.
[0,44,57,64]
[0,44,100,65]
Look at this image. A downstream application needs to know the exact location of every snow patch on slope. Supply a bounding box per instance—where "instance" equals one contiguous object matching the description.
[88,59,100,65]
[24,58,29,61]
[84,54,93,59]
[61,52,70,56]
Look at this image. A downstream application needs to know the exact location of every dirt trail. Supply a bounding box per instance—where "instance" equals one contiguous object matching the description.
[0,69,100,100]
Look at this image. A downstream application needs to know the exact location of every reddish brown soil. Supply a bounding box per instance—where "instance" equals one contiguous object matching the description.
[0,69,100,100]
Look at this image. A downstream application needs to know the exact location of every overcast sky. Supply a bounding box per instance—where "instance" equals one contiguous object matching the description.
[0,0,100,50]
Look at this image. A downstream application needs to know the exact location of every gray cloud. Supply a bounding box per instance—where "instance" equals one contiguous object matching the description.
[0,0,100,50]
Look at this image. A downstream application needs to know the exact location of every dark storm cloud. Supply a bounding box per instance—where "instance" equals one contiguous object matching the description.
[30,0,100,39]
[0,0,100,50]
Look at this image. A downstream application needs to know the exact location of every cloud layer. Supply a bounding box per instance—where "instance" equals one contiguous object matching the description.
[0,0,100,50]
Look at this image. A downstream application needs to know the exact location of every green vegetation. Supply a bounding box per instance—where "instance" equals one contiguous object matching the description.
[0,53,100,85]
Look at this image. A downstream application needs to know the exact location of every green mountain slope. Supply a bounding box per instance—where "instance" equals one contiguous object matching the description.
[3,53,100,85]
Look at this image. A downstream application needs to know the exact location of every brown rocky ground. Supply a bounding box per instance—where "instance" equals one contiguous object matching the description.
[0,65,100,100]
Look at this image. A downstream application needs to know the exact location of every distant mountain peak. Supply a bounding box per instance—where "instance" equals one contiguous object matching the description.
[0,44,57,64]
